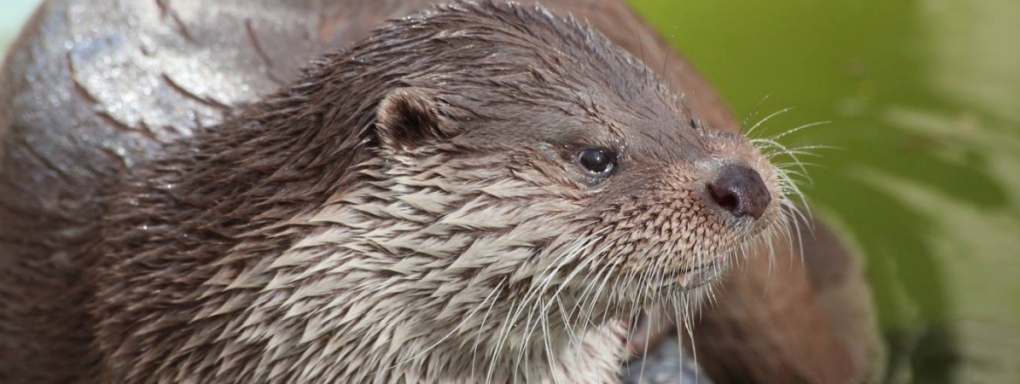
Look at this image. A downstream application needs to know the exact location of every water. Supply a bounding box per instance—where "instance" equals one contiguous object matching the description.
[3,0,1018,382]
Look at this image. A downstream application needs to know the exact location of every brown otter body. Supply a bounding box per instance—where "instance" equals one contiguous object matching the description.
[0,0,879,383]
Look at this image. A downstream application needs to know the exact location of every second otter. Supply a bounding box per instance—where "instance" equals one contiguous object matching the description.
[87,2,787,383]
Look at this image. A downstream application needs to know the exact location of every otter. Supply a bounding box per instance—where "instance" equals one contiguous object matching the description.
[85,2,785,382]
[0,0,880,383]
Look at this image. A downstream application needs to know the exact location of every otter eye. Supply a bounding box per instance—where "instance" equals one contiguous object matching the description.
[578,147,616,175]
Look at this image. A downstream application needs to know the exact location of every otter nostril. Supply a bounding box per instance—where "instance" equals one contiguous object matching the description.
[706,165,771,220]
[707,182,741,214]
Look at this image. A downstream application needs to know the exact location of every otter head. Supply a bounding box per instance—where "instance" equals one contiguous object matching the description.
[240,0,792,367]
[309,1,786,325]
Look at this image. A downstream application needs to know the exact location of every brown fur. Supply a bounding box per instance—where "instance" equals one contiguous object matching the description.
[86,2,780,383]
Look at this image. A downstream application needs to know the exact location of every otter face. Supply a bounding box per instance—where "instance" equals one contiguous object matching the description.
[370,87,783,320]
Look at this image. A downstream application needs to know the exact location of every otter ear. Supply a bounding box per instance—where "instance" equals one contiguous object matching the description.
[375,88,451,151]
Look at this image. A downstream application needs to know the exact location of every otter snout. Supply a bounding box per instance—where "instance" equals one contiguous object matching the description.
[706,164,771,220]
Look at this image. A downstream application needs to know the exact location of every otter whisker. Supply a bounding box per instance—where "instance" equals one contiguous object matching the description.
[564,256,609,336]
[765,151,826,163]
[777,189,813,217]
[506,293,540,383]
[577,253,617,330]
[506,232,605,382]
[521,299,538,383]
[530,235,616,379]
[633,244,675,384]
[539,298,559,384]
[542,233,609,308]
[672,296,687,384]
[554,253,599,334]
[682,293,700,384]
[770,166,817,181]
[741,94,773,131]
[769,163,823,180]
[487,296,525,384]
[554,295,580,346]
[744,107,793,137]
[786,205,809,264]
[752,137,813,180]
[532,234,605,328]
[532,229,607,302]
[470,279,502,379]
[767,143,840,155]
[775,170,811,213]
[571,250,616,330]
[571,257,615,332]
[767,120,831,141]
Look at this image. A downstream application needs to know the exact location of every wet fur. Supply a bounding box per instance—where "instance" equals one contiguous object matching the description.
[87,2,783,383]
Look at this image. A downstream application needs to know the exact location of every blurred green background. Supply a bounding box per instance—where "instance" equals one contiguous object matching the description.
[2,0,1018,383]
[626,1,1020,383]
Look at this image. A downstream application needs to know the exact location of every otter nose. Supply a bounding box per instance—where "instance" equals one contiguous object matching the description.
[706,164,771,220]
